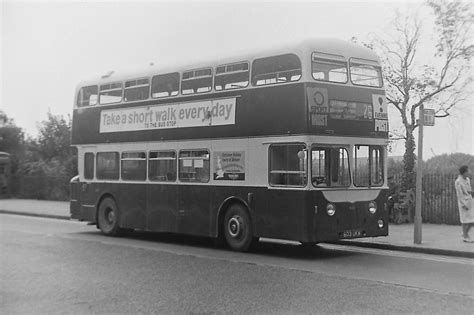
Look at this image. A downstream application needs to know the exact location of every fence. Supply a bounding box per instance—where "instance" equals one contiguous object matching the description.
[422,174,460,225]
[393,173,461,225]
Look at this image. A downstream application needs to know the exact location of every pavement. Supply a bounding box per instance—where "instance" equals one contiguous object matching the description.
[1,198,473,258]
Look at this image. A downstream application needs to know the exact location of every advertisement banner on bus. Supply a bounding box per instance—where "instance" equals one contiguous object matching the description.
[99,98,236,133]
[213,151,245,181]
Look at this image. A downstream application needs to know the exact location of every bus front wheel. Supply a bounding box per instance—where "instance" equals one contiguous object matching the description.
[98,197,121,236]
[224,204,253,252]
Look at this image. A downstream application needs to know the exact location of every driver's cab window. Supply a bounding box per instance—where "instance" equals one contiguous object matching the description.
[311,147,350,187]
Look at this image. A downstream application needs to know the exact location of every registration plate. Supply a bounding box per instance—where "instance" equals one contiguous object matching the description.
[342,230,362,238]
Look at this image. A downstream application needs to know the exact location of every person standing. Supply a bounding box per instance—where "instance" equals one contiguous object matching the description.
[455,165,474,242]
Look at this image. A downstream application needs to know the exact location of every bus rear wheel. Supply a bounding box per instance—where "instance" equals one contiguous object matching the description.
[224,204,253,252]
[98,197,121,236]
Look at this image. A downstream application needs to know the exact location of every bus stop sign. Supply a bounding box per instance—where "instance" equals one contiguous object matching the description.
[423,109,435,126]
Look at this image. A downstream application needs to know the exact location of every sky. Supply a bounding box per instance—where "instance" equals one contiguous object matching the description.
[1,0,473,159]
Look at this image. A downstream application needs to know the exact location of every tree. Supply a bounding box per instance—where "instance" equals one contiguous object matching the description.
[36,111,73,161]
[20,111,77,179]
[371,0,473,191]
[0,110,25,173]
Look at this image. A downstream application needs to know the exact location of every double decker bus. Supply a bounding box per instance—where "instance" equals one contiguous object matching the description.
[70,38,389,251]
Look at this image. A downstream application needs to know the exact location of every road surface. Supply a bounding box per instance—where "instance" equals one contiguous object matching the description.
[1,214,473,314]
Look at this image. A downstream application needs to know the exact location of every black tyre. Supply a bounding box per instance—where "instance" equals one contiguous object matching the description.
[223,204,253,252]
[97,197,121,236]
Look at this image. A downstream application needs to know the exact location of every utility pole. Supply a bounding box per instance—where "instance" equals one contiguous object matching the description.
[414,104,423,244]
[414,106,435,244]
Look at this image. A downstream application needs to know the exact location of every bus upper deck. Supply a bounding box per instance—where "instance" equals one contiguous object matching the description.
[72,39,387,145]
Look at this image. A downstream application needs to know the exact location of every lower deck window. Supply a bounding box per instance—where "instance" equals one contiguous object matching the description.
[84,152,94,180]
[354,145,383,186]
[121,152,146,181]
[149,151,176,182]
[269,144,307,187]
[96,152,119,180]
[179,150,210,183]
[311,147,350,187]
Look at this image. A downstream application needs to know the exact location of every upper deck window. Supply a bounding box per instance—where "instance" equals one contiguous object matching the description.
[252,54,302,86]
[99,82,123,104]
[151,72,180,98]
[312,52,347,83]
[215,62,249,91]
[124,78,150,102]
[77,85,98,107]
[349,58,383,87]
[181,68,212,95]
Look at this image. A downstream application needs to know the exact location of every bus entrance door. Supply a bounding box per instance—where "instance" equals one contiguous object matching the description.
[79,150,96,222]
[80,181,96,222]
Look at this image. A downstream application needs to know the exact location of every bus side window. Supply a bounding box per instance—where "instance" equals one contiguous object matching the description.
[181,68,212,95]
[251,54,302,86]
[151,73,180,98]
[149,151,177,182]
[124,78,150,102]
[179,150,210,183]
[84,152,94,180]
[215,62,249,91]
[77,85,98,107]
[121,152,146,181]
[269,144,307,187]
[96,152,119,180]
[99,82,123,105]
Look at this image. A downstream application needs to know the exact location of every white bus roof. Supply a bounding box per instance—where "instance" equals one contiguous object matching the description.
[76,38,380,88]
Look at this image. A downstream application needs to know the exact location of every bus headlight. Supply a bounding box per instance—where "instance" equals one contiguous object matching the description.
[326,203,336,216]
[368,201,377,214]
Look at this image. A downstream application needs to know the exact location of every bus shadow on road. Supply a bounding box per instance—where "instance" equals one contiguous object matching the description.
[250,241,357,260]
[86,230,358,260]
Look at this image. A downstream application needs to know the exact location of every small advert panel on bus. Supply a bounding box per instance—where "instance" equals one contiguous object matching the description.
[99,98,236,133]
[213,151,245,181]
[372,94,389,132]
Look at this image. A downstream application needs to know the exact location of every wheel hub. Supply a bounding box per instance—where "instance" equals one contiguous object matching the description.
[228,216,242,238]
[106,209,115,224]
